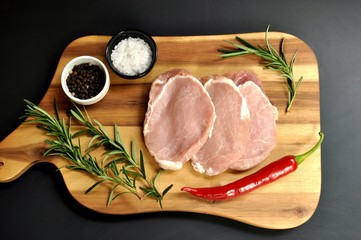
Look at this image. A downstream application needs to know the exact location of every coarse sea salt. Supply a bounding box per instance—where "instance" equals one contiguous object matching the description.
[110,37,152,76]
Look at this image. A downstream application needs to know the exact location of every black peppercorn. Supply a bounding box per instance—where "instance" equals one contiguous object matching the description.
[66,63,106,100]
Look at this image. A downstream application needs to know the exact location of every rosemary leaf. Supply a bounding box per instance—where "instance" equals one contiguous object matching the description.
[131,141,137,164]
[114,124,123,145]
[162,184,174,198]
[139,150,146,179]
[85,179,105,194]
[107,185,118,207]
[93,119,109,137]
[122,166,134,187]
[236,36,256,49]
[111,192,129,203]
[69,109,84,123]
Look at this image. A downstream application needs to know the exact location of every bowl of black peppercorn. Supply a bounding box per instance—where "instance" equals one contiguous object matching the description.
[61,56,110,105]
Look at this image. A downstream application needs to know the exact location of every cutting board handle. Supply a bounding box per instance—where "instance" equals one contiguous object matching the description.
[0,125,52,183]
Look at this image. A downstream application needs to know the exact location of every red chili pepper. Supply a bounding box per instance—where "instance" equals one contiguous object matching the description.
[181,132,324,200]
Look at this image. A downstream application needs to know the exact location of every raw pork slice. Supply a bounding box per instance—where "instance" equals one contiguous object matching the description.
[229,77,278,171]
[143,69,216,170]
[191,75,250,176]
[224,71,264,91]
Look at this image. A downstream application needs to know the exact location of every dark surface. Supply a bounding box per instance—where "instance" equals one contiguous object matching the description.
[1,0,360,239]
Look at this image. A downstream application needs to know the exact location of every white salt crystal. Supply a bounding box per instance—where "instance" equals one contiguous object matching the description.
[110,37,152,76]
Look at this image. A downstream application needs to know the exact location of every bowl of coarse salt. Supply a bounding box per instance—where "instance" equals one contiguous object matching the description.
[105,29,157,79]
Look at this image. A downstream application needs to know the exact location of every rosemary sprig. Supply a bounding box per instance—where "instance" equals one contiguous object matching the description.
[22,99,173,208]
[218,25,303,112]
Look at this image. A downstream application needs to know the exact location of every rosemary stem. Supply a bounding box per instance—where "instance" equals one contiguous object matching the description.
[22,99,173,208]
[217,26,303,112]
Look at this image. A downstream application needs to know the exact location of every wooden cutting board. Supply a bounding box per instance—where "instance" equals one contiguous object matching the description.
[0,32,321,229]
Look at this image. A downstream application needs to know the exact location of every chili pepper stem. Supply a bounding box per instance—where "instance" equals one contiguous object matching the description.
[294,132,324,165]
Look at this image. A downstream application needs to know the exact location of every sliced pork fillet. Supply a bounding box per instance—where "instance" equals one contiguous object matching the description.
[224,71,264,92]
[191,75,250,176]
[143,69,216,170]
[229,80,278,171]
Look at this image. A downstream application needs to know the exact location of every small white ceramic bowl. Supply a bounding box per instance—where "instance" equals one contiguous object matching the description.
[61,56,110,105]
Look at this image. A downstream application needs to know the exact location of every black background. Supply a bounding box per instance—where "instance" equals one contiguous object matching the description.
[1,0,360,239]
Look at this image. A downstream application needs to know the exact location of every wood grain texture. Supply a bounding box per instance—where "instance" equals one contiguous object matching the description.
[0,32,321,229]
